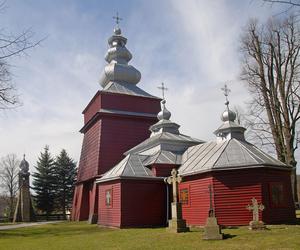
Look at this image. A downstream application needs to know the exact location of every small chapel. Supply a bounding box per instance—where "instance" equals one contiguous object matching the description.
[71,21,296,227]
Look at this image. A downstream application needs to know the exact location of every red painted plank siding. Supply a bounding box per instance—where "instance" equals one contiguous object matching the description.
[98,116,157,175]
[151,164,177,177]
[77,121,101,182]
[261,169,295,224]
[83,91,101,124]
[213,169,262,226]
[98,181,121,227]
[121,180,167,228]
[82,91,161,126]
[100,92,161,114]
[179,174,213,226]
[71,182,90,221]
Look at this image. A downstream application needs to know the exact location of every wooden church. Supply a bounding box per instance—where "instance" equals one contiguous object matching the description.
[71,23,296,227]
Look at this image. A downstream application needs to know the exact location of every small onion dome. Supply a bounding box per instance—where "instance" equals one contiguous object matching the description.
[221,108,236,122]
[157,100,171,120]
[114,27,122,35]
[20,155,29,173]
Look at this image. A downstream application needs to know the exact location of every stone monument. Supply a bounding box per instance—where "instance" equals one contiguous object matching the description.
[13,155,35,222]
[246,197,266,230]
[165,168,189,233]
[203,184,223,240]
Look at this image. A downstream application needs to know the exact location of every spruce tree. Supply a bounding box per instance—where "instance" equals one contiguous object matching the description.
[32,146,55,218]
[53,149,77,218]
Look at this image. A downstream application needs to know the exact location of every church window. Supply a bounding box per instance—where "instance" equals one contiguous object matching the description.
[269,182,286,208]
[105,189,112,207]
[179,187,190,206]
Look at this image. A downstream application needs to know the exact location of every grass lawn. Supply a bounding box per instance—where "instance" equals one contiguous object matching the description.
[0,222,300,250]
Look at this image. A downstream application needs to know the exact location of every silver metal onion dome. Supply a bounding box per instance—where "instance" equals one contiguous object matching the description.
[221,108,237,122]
[157,100,171,120]
[99,19,141,88]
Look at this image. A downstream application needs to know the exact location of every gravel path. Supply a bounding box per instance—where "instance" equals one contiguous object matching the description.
[0,221,64,230]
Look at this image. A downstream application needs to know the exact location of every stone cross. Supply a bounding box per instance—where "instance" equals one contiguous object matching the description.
[166,168,182,204]
[158,82,168,100]
[208,184,215,217]
[246,197,264,222]
[113,12,123,26]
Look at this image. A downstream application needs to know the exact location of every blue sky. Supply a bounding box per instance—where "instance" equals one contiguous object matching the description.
[1,0,297,172]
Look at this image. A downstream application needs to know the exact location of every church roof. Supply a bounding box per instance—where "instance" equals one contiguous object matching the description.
[178,138,289,176]
[96,154,157,183]
[102,81,158,98]
[142,150,182,166]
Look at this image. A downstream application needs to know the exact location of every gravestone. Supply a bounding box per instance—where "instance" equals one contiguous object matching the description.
[165,168,189,233]
[13,155,35,222]
[203,184,223,240]
[246,197,266,230]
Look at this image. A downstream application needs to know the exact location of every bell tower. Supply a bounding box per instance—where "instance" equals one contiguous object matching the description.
[71,19,161,223]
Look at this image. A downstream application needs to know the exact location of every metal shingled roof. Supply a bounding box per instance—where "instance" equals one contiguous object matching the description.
[98,154,153,182]
[142,150,182,166]
[179,138,288,176]
[102,81,159,98]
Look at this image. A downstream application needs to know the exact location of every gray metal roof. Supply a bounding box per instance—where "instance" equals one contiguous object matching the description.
[142,150,182,166]
[179,138,289,176]
[125,132,202,155]
[102,81,158,98]
[97,154,154,182]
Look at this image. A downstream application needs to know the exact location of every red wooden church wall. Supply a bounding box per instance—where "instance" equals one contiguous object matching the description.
[261,169,295,224]
[179,173,213,226]
[180,168,295,226]
[212,169,263,226]
[98,181,121,227]
[121,180,167,228]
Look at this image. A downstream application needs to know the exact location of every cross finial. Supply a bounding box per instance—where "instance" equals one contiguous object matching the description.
[221,84,231,108]
[113,12,123,27]
[158,82,168,100]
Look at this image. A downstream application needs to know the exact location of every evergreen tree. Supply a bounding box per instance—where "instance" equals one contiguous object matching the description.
[32,146,55,217]
[53,149,77,218]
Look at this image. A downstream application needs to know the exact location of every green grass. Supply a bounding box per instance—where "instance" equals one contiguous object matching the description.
[0,222,300,250]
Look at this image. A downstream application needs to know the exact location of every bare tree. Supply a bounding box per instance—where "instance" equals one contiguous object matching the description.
[0,154,20,219]
[240,15,300,202]
[0,2,42,109]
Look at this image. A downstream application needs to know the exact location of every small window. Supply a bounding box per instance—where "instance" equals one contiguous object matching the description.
[179,187,190,206]
[269,182,286,208]
[105,189,112,207]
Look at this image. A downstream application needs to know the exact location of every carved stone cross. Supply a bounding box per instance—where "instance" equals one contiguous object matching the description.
[166,168,182,204]
[246,197,264,222]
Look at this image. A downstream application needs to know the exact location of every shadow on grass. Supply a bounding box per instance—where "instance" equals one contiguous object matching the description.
[223,233,237,239]
[0,222,115,238]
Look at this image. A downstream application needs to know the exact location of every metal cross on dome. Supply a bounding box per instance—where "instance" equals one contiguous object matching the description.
[221,83,231,107]
[158,82,168,100]
[113,12,123,27]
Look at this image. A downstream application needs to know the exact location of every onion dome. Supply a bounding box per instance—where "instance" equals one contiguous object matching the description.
[99,25,141,88]
[221,108,237,122]
[150,99,180,135]
[214,86,246,140]
[19,154,29,174]
[157,100,171,120]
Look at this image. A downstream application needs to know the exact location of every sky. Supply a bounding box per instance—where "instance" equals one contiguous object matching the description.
[0,0,298,173]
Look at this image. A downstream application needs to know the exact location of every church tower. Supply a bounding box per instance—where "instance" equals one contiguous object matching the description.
[71,20,161,222]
